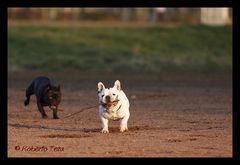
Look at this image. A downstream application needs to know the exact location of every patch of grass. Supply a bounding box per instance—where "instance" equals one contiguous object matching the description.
[8,24,232,72]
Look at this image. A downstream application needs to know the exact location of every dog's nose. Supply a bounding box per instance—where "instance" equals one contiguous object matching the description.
[105,95,110,101]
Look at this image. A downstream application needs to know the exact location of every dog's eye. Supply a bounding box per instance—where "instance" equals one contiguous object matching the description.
[113,93,116,96]
[101,94,104,97]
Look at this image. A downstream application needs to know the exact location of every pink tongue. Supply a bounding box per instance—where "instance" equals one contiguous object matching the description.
[106,102,112,107]
[51,105,57,109]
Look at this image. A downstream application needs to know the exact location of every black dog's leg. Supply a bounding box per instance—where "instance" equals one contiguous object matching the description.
[24,82,34,106]
[53,109,59,119]
[37,99,48,118]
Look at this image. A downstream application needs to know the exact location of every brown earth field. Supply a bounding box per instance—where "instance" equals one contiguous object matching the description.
[8,71,232,157]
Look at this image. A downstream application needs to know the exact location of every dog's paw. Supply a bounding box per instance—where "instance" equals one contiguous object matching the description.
[120,126,128,132]
[42,114,48,119]
[53,116,59,119]
[101,128,109,133]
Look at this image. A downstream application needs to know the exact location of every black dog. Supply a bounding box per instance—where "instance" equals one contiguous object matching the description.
[24,76,61,119]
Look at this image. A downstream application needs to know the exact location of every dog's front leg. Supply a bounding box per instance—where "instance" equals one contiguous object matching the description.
[53,109,59,119]
[100,116,109,133]
[120,113,130,132]
[37,99,47,118]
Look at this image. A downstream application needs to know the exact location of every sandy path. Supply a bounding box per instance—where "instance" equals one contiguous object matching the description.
[8,71,232,157]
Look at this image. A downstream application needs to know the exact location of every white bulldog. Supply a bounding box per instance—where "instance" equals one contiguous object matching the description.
[97,80,130,133]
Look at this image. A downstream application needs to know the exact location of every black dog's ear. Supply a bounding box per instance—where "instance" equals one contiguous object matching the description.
[57,85,61,91]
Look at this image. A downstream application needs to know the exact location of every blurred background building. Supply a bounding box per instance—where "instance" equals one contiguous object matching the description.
[8,8,232,26]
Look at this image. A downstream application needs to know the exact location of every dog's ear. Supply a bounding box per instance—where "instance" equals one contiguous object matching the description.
[57,85,61,91]
[114,80,121,91]
[98,82,105,92]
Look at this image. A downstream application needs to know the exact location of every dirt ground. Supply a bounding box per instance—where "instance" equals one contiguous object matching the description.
[7,71,232,157]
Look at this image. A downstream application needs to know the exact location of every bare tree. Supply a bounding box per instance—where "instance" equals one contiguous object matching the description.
[49,8,58,21]
[147,8,157,23]
[121,8,136,21]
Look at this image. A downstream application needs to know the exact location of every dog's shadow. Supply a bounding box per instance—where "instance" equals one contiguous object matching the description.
[9,123,159,135]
